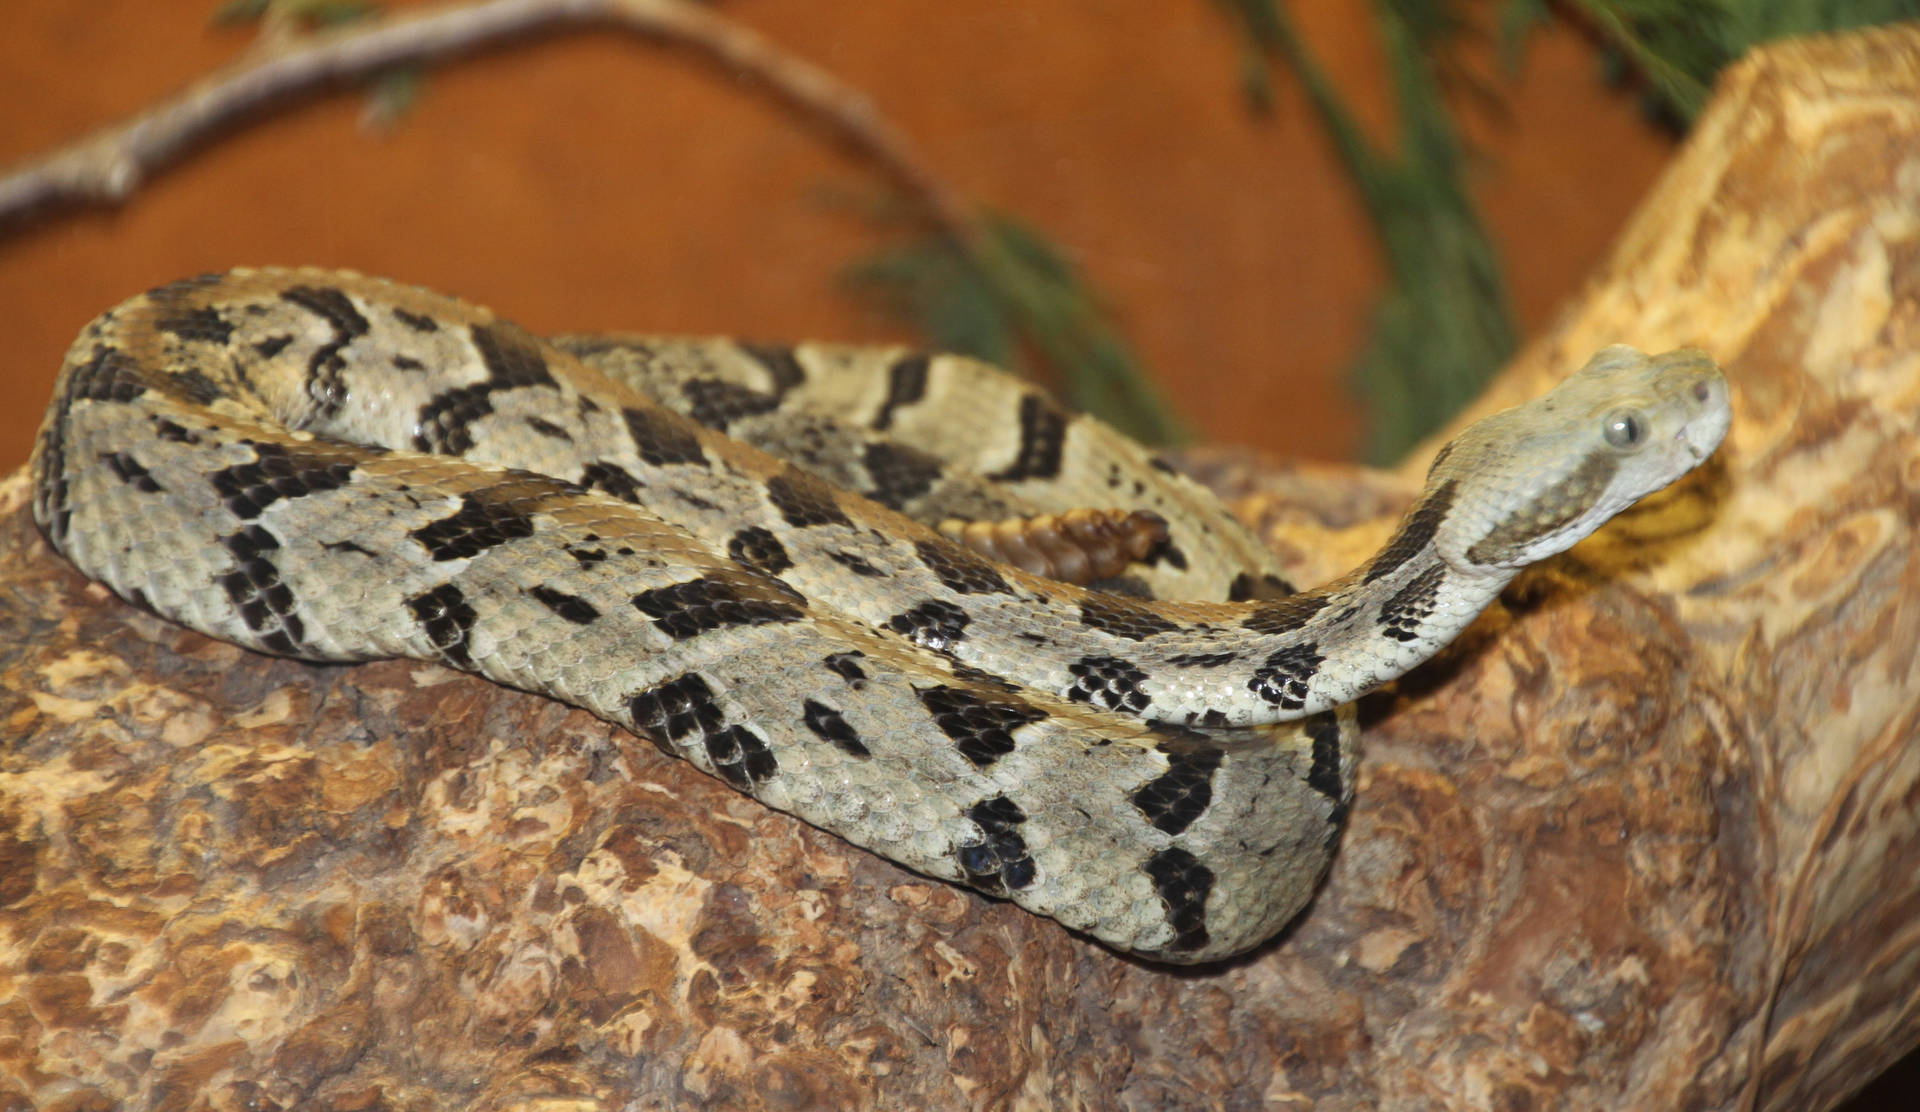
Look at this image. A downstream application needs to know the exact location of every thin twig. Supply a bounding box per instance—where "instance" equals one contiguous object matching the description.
[0,0,981,246]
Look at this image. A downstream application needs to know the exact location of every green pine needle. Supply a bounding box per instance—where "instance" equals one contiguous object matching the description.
[214,0,378,28]
[1528,0,1920,125]
[1219,0,1920,461]
[211,0,273,23]
[211,1,424,126]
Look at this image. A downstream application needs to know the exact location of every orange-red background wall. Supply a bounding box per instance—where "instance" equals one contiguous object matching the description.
[0,1,1673,469]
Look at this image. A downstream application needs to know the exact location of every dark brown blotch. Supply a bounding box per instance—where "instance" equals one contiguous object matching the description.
[764,466,854,530]
[1130,737,1223,835]
[988,393,1069,483]
[1364,479,1457,583]
[1144,848,1214,954]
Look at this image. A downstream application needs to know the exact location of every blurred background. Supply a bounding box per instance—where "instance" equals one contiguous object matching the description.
[0,0,1681,472]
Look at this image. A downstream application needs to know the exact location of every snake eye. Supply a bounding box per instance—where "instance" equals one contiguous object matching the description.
[1601,407,1646,450]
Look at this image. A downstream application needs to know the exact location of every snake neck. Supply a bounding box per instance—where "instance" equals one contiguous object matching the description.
[1218,530,1518,723]
[962,484,1521,731]
[912,347,1729,730]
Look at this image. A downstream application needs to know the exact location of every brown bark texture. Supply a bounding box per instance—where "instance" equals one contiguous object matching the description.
[2,25,1918,1112]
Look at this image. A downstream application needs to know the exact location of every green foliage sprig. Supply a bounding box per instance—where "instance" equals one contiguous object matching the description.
[1503,0,1920,124]
[213,0,419,129]
[1222,0,1516,463]
[1217,0,1918,462]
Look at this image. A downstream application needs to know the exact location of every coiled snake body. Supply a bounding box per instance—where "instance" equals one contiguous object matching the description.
[31,270,1731,961]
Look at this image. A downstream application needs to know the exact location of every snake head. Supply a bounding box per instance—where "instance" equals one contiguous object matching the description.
[1429,344,1732,572]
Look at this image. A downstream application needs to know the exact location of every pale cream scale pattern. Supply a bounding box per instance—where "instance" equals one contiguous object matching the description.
[30,269,1731,961]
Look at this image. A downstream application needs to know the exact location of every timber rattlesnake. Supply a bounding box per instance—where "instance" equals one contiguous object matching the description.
[30,269,1731,961]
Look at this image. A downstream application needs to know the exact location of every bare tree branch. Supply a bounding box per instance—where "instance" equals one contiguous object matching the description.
[0,0,980,244]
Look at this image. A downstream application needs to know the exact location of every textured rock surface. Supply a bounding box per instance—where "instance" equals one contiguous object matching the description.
[4,25,1920,1112]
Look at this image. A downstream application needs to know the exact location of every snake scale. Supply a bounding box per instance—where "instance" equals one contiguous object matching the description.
[30,269,1731,962]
